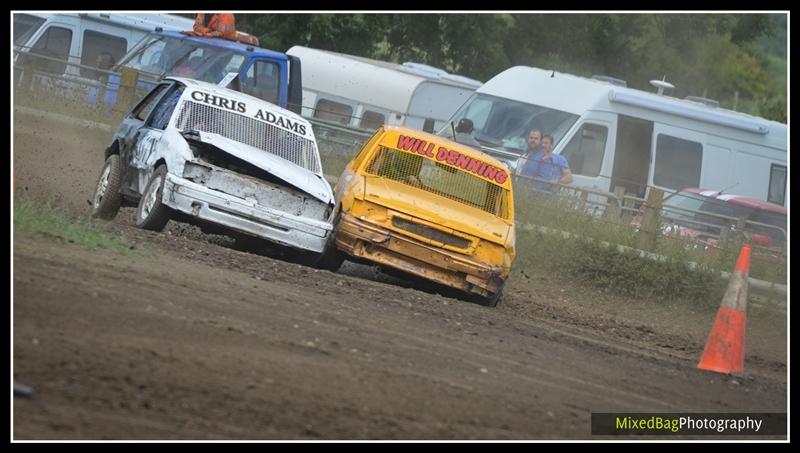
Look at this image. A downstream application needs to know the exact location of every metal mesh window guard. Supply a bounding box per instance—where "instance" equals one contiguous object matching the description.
[174,100,321,173]
[367,146,509,218]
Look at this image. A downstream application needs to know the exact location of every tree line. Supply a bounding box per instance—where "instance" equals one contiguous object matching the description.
[227,13,786,123]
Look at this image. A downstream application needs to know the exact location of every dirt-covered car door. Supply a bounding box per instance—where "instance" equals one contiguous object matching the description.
[118,82,183,197]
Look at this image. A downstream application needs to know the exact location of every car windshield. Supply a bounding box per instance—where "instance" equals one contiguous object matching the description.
[119,34,246,83]
[366,146,511,219]
[438,93,579,156]
[662,191,707,225]
[696,197,755,230]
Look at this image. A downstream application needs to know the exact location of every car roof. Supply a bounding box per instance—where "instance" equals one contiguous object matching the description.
[383,125,508,169]
[155,30,289,61]
[681,188,786,215]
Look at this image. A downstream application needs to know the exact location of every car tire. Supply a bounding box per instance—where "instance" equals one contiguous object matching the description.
[91,154,123,220]
[314,240,345,272]
[135,165,171,232]
[476,285,504,308]
[316,209,345,272]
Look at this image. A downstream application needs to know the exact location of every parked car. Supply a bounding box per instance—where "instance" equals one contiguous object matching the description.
[90,76,335,260]
[321,125,515,306]
[633,188,787,254]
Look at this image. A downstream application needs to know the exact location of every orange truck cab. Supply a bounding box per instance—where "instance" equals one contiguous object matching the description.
[324,126,515,306]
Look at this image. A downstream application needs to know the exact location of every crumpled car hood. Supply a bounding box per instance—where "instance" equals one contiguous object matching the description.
[191,131,333,205]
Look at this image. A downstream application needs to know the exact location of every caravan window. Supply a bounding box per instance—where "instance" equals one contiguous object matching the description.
[560,123,608,177]
[79,30,127,78]
[360,110,386,131]
[13,14,45,46]
[315,99,353,125]
[768,164,786,205]
[30,26,73,75]
[653,134,702,190]
[443,93,579,153]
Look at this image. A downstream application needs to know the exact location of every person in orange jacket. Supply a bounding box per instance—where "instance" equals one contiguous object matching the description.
[192,13,237,40]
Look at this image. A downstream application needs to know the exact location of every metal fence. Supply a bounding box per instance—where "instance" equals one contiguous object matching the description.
[13,48,151,123]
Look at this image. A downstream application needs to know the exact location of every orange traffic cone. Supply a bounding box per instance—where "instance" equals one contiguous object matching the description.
[697,243,751,375]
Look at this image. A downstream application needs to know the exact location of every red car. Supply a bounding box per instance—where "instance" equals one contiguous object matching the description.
[633,188,787,255]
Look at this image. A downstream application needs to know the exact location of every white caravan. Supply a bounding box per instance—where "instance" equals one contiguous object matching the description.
[286,45,482,133]
[441,66,787,206]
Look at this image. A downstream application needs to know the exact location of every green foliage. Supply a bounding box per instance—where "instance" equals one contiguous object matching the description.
[231,12,785,123]
[515,225,724,305]
[511,188,785,303]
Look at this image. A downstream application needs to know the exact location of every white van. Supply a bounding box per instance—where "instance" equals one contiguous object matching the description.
[441,66,787,206]
[286,45,482,133]
[13,12,194,82]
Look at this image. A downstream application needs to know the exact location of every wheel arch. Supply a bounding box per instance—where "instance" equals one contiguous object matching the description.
[104,140,121,160]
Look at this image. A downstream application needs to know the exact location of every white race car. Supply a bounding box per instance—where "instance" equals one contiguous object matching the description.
[91,76,335,261]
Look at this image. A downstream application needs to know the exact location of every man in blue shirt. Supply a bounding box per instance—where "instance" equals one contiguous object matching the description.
[519,134,573,192]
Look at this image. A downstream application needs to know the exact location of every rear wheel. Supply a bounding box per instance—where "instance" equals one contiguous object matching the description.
[91,155,122,220]
[135,165,171,232]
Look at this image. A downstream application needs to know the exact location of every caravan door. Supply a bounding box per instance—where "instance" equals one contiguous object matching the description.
[648,123,705,195]
[609,115,653,199]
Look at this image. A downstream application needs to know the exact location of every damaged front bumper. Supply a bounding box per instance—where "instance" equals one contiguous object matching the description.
[162,168,332,253]
[335,213,506,296]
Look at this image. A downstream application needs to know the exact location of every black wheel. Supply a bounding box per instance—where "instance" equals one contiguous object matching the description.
[476,285,504,308]
[314,209,345,271]
[314,240,345,272]
[135,165,171,231]
[91,154,123,220]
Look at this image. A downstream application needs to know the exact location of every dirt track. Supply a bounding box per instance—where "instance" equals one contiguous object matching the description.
[12,108,788,440]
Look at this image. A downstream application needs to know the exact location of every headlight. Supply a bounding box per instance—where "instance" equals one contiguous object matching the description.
[349,199,388,222]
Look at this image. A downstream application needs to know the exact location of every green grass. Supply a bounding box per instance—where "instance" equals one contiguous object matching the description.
[512,188,786,304]
[14,196,136,255]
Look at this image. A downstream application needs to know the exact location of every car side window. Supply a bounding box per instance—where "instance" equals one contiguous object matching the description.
[132,84,168,122]
[148,85,185,130]
[351,128,384,171]
[241,60,281,105]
